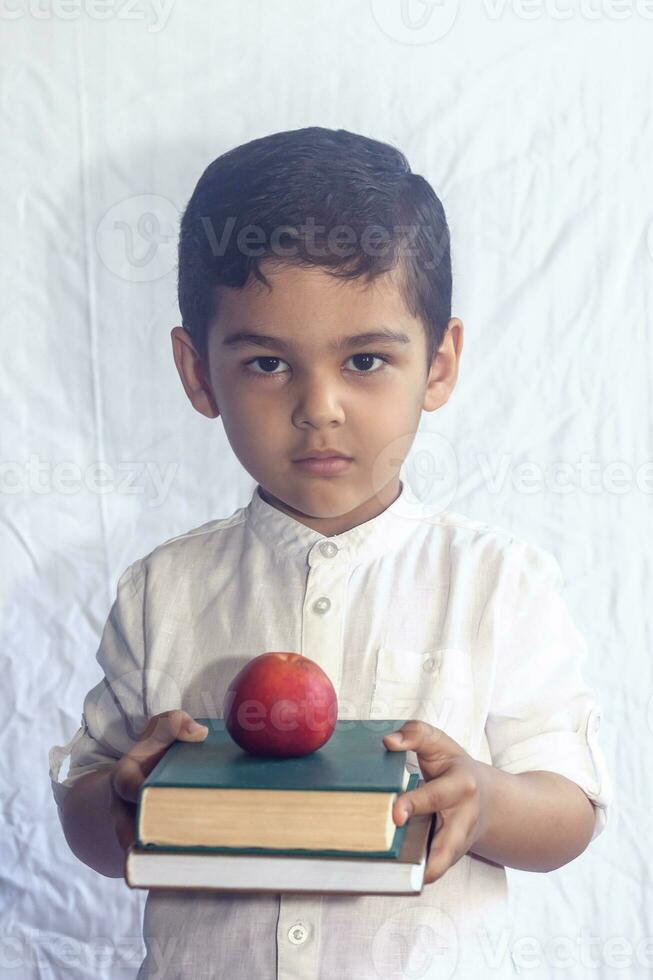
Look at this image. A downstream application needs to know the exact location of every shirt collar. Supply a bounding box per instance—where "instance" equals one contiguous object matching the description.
[245,477,422,566]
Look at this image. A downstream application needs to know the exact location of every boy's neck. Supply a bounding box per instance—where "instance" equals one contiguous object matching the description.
[257,476,403,537]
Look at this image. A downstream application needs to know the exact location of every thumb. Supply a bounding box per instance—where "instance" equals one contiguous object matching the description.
[140,709,208,746]
[113,710,208,803]
[382,727,408,749]
[178,716,210,739]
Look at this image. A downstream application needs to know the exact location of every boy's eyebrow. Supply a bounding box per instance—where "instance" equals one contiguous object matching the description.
[221,327,412,353]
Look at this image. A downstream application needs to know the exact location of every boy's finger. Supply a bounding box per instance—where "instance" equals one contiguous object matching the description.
[392,771,460,825]
[135,710,208,753]
[383,721,465,781]
[383,720,460,758]
[129,711,209,770]
[112,710,208,802]
[423,821,469,884]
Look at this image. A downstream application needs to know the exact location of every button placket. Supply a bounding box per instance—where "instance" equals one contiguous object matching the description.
[277,896,321,977]
[302,543,348,697]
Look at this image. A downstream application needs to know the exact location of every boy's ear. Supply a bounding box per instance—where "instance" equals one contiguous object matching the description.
[170,326,219,419]
[422,318,464,412]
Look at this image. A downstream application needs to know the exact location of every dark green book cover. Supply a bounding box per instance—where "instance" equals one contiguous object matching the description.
[136,718,421,859]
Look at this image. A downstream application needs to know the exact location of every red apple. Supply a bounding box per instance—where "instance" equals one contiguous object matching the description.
[223,652,338,757]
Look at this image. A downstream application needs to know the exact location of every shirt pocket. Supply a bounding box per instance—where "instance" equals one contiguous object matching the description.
[369,645,476,752]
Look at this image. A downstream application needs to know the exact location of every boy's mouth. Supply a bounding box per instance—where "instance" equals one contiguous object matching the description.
[293,457,353,476]
[292,448,353,461]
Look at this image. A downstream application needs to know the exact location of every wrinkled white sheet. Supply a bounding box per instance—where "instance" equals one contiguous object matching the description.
[2,3,651,978]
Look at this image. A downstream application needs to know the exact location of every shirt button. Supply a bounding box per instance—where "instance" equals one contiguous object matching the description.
[319,540,338,558]
[312,596,331,614]
[422,656,438,673]
[287,922,308,945]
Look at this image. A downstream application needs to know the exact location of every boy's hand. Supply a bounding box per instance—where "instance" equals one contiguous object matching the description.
[109,709,209,854]
[383,720,490,885]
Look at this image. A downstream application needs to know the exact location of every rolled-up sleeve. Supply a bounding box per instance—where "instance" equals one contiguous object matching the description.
[47,558,148,815]
[485,542,613,841]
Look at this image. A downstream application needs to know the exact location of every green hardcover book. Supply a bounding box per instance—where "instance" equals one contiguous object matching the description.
[135,718,420,858]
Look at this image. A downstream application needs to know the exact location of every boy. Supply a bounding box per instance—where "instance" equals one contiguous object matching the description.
[48,127,612,979]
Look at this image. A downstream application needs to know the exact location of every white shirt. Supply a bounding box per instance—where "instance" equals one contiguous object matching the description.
[48,479,612,980]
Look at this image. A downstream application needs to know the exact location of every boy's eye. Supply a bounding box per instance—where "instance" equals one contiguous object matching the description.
[242,356,288,376]
[243,353,389,377]
[345,353,389,374]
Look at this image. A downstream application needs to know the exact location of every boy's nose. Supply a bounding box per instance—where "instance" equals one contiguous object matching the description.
[292,378,347,429]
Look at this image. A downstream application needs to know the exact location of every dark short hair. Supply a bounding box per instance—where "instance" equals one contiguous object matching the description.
[177,126,452,371]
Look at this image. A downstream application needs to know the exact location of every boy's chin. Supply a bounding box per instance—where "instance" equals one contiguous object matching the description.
[260,474,395,520]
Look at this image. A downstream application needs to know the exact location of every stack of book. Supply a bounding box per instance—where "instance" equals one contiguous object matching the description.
[125,718,435,895]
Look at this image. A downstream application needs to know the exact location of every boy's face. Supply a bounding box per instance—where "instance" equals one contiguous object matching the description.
[171,261,463,536]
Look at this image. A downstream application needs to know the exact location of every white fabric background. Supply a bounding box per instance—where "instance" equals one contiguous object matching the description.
[1,2,651,977]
